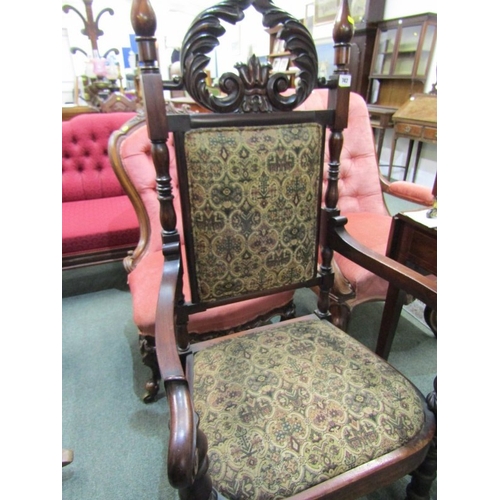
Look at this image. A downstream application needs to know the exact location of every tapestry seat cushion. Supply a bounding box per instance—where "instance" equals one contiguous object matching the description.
[193,316,427,499]
[62,195,140,255]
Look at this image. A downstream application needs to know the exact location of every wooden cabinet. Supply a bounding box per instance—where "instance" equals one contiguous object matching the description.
[376,209,437,359]
[348,24,380,98]
[62,105,97,121]
[347,0,385,97]
[265,1,385,95]
[348,0,385,29]
[368,13,437,106]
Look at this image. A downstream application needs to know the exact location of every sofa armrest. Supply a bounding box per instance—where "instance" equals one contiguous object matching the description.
[379,174,435,207]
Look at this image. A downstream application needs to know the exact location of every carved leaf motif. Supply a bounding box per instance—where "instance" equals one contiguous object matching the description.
[180,0,318,113]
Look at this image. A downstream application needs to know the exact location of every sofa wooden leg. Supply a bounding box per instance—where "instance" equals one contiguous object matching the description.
[139,335,160,403]
[405,436,437,500]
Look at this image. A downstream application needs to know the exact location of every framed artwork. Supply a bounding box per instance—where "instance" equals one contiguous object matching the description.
[314,0,339,25]
[350,0,369,24]
[305,3,314,32]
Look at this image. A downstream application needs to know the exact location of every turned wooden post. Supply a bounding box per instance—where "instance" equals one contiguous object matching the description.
[130,0,191,351]
[131,2,213,498]
[318,0,353,318]
[406,377,437,500]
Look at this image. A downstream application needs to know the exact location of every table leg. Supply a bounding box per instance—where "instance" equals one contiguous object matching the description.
[388,135,398,180]
[375,128,385,163]
[403,140,415,181]
[411,141,424,183]
[376,285,406,360]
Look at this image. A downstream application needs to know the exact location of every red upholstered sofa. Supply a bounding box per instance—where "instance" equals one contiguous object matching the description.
[62,112,140,269]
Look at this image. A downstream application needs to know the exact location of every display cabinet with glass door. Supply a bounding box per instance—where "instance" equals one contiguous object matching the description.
[368,13,437,107]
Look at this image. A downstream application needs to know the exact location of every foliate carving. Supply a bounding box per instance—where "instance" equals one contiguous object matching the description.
[180,0,318,113]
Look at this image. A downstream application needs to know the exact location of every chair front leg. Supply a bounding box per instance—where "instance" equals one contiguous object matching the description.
[178,426,217,500]
[139,335,160,403]
[405,377,437,500]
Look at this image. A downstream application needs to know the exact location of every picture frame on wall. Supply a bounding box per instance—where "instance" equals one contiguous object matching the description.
[314,0,339,25]
[305,3,314,32]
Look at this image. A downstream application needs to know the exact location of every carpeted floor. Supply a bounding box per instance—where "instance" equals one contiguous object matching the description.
[62,261,436,500]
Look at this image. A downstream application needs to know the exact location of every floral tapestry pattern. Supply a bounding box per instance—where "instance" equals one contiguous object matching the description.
[184,123,323,302]
[193,318,426,499]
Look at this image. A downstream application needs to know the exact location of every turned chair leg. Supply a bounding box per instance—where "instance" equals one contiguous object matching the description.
[139,335,160,403]
[178,421,216,500]
[406,377,437,500]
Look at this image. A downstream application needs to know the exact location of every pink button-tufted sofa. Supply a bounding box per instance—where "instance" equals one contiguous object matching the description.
[62,112,140,268]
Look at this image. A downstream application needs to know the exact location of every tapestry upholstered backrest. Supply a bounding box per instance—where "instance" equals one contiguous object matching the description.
[131,0,353,326]
[172,114,326,305]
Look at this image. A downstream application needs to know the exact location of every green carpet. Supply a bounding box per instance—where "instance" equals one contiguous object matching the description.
[62,262,436,500]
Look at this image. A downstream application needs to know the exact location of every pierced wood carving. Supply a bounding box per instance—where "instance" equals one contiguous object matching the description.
[180,0,318,113]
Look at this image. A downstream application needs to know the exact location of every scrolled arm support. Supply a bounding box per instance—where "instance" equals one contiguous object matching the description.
[166,380,197,489]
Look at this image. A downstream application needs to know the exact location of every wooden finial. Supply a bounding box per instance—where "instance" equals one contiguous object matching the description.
[131,0,157,37]
[332,0,354,72]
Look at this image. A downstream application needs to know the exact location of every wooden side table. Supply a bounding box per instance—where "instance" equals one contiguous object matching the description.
[387,93,437,183]
[367,105,398,163]
[376,209,437,359]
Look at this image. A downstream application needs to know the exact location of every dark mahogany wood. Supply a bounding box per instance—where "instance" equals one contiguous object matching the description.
[130,1,436,498]
[375,211,437,359]
[179,1,318,113]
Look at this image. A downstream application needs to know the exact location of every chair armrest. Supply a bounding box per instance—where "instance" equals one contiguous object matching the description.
[155,257,197,488]
[330,216,437,309]
[166,380,197,489]
[156,258,186,380]
[379,174,435,207]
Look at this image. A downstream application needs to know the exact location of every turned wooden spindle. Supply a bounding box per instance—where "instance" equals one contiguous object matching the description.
[317,0,353,318]
[131,3,211,498]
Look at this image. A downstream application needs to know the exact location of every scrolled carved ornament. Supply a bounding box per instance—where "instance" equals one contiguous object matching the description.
[180,0,318,113]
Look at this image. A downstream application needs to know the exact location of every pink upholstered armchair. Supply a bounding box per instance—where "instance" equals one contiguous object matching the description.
[297,90,435,329]
[109,113,295,403]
